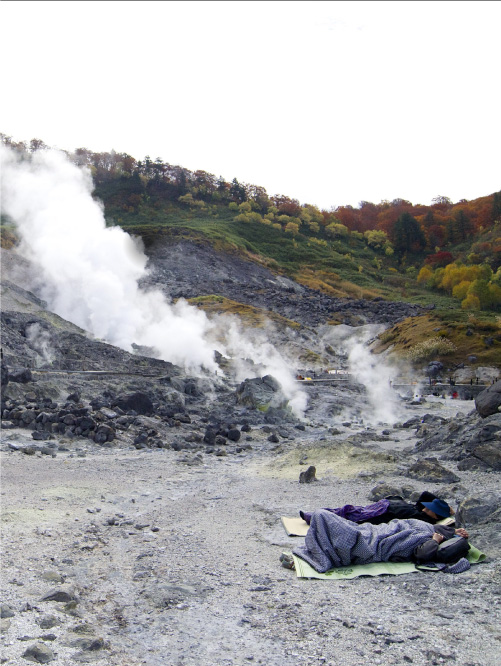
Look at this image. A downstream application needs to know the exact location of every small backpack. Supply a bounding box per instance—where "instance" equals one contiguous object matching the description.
[436,536,470,564]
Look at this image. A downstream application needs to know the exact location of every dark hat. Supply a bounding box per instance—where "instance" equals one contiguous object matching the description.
[422,499,451,518]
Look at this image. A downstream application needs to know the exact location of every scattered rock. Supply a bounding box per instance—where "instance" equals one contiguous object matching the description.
[70,636,105,651]
[299,465,317,484]
[0,617,12,633]
[22,642,55,663]
[38,616,60,630]
[0,604,15,618]
[471,442,501,470]
[405,458,460,483]
[141,582,209,609]
[227,428,241,442]
[40,588,78,603]
[369,483,415,501]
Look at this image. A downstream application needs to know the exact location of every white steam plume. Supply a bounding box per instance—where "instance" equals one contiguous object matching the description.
[347,337,401,424]
[25,323,55,366]
[222,319,308,415]
[1,146,307,413]
[321,324,403,424]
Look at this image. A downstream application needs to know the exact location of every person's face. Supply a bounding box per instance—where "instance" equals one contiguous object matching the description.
[422,507,439,520]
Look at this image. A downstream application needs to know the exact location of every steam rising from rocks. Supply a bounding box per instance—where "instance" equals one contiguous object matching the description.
[1,146,306,413]
[346,333,401,424]
[25,323,55,366]
[321,324,403,424]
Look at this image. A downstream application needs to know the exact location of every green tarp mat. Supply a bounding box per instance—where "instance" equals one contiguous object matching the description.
[291,544,486,579]
[292,556,418,579]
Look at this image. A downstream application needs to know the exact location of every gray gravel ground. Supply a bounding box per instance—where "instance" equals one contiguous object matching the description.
[1,399,500,666]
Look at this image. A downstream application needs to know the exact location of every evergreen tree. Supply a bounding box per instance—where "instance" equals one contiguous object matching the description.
[454,209,473,241]
[446,217,456,244]
[393,212,426,255]
[229,178,247,203]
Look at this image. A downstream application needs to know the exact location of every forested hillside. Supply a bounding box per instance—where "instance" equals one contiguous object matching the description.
[2,136,500,364]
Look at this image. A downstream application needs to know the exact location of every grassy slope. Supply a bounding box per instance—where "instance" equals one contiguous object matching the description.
[372,312,500,368]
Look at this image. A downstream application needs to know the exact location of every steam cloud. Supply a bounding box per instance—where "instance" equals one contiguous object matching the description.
[321,324,404,424]
[1,146,307,414]
[25,323,55,366]
[346,334,401,424]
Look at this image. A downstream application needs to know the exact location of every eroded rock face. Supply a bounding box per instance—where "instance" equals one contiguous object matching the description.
[414,411,501,471]
[476,380,501,418]
[143,239,427,328]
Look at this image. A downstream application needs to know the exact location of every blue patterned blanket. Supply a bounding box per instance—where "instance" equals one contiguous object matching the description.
[293,509,436,573]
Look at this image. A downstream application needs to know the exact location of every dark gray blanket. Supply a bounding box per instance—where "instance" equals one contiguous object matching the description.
[293,509,436,573]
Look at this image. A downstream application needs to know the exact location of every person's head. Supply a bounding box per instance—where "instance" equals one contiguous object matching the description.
[421,498,451,520]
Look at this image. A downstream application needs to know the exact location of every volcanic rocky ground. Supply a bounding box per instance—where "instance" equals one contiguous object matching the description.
[1,241,500,666]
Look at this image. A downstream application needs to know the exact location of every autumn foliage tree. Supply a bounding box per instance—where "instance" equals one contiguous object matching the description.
[418,261,501,310]
[424,251,454,267]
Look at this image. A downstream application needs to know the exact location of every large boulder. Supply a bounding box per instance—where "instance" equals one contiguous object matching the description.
[470,442,501,470]
[111,392,154,415]
[369,483,417,501]
[475,380,501,418]
[456,492,501,526]
[236,375,287,411]
[405,458,460,483]
[8,368,32,383]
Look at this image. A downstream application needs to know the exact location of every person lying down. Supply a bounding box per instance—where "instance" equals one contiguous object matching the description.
[282,509,469,573]
[299,491,454,526]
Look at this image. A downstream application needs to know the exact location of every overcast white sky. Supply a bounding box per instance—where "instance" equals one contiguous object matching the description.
[2,1,499,210]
